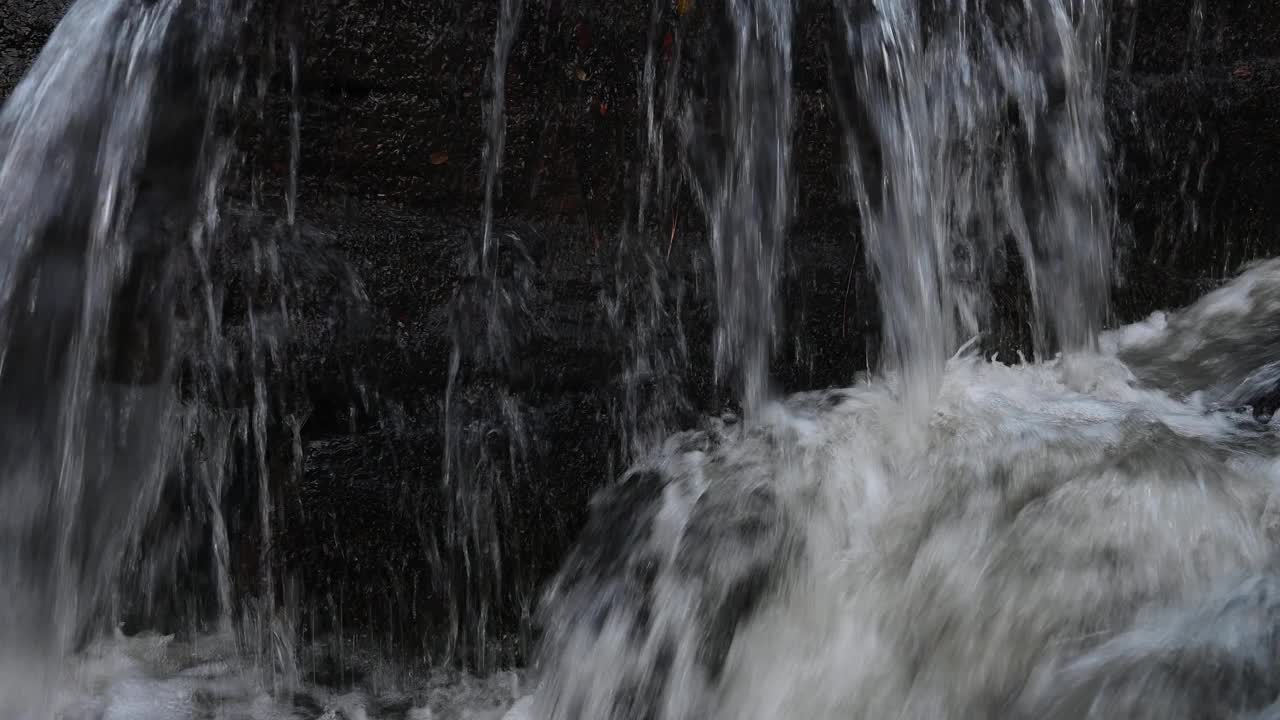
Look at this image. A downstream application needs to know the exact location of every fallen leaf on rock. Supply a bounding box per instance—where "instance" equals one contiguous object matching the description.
[430,151,449,165]
[676,0,694,17]
[1233,64,1252,80]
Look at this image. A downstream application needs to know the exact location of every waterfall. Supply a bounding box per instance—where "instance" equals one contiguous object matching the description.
[527,3,1280,719]
[0,0,246,716]
[831,0,1112,414]
[686,0,795,417]
[4,1,1280,719]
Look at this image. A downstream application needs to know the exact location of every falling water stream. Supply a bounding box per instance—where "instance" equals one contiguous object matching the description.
[688,0,794,417]
[442,0,531,672]
[0,0,232,716]
[6,0,1280,719]
[603,0,690,467]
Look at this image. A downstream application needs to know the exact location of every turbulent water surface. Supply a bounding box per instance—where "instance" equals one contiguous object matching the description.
[535,260,1280,720]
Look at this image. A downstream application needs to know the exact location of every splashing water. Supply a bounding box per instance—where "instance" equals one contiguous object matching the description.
[528,2,1280,719]
[7,0,1280,719]
[533,259,1280,720]
[26,260,1280,720]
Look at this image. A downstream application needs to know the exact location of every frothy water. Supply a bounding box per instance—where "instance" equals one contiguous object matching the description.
[534,285,1280,717]
[7,0,1280,719]
[48,630,534,720]
[30,262,1280,719]
[530,2,1280,718]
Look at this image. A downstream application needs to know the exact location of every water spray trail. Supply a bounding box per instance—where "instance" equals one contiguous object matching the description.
[287,37,302,236]
[478,0,524,277]
[441,0,526,670]
[693,0,794,417]
[605,0,690,463]
[635,0,667,238]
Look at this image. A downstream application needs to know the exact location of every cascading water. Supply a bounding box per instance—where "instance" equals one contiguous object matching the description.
[684,0,794,417]
[833,0,969,409]
[998,0,1113,354]
[529,2,1280,720]
[0,0,334,716]
[0,0,236,715]
[830,0,1113,411]
[7,0,1280,719]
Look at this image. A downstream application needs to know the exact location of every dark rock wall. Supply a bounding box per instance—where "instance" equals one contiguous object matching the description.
[0,1,69,98]
[5,0,1280,669]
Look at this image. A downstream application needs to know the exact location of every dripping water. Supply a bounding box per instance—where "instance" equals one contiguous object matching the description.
[477,0,524,274]
[683,0,794,417]
[441,0,530,671]
[603,0,690,466]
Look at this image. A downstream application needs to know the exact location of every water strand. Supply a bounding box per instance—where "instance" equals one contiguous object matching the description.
[441,0,528,671]
[687,0,794,417]
[0,0,249,715]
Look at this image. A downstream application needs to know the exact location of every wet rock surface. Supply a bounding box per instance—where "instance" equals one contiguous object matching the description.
[5,0,1280,668]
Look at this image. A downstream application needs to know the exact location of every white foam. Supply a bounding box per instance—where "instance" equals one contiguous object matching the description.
[533,320,1280,719]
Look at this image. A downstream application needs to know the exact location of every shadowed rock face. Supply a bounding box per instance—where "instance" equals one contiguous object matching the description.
[0,1,70,99]
[4,0,1280,669]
